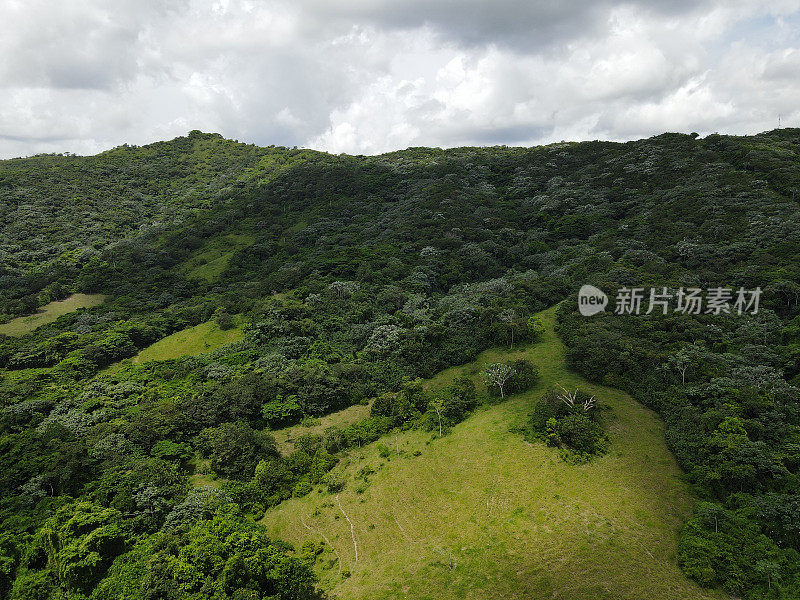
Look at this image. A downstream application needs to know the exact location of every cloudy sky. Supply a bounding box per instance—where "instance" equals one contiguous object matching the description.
[1,0,799,158]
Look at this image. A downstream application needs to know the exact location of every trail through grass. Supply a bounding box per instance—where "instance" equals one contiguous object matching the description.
[0,293,106,337]
[261,306,726,600]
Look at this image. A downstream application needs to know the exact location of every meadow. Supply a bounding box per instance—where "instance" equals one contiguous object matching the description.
[260,308,726,600]
[0,293,106,337]
[180,233,254,282]
[132,319,244,363]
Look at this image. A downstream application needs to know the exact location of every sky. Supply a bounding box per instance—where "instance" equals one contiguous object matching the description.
[0,0,799,158]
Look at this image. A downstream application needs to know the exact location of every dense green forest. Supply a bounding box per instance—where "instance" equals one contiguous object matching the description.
[1,129,799,599]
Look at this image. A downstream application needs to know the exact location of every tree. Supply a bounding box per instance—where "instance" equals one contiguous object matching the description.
[37,502,128,594]
[215,310,234,330]
[527,316,545,340]
[498,309,524,349]
[261,394,303,427]
[556,385,595,411]
[430,397,444,436]
[506,360,539,394]
[149,440,192,466]
[327,280,359,300]
[197,422,278,480]
[483,363,515,399]
[93,507,316,600]
[442,376,478,422]
[666,346,697,384]
[0,533,20,599]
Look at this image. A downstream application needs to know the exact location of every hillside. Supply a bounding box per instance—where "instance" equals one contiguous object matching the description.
[1,130,799,599]
[261,308,724,600]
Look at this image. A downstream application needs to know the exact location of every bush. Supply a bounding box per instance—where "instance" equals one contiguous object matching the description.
[370,380,429,426]
[261,394,302,427]
[293,477,312,497]
[322,470,344,493]
[150,440,192,466]
[485,360,539,398]
[215,310,234,330]
[527,387,607,459]
[377,443,391,458]
[196,422,278,480]
[442,376,478,422]
[505,359,539,394]
[553,413,606,455]
[530,389,571,431]
[423,376,479,434]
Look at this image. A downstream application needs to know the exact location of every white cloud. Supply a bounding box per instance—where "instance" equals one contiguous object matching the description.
[0,0,798,157]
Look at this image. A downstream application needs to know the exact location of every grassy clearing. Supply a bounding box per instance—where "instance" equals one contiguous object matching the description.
[181,233,254,282]
[271,402,373,455]
[132,319,244,364]
[188,459,224,489]
[0,293,106,337]
[102,319,244,376]
[260,307,725,600]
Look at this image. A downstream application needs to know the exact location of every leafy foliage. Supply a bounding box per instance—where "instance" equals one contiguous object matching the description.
[2,128,800,597]
[526,388,607,459]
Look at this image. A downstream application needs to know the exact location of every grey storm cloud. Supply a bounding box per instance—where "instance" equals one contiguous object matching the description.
[0,0,798,158]
[307,0,715,51]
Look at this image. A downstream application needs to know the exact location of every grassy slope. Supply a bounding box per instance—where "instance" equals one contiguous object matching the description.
[261,307,726,600]
[0,293,106,337]
[102,319,244,376]
[181,233,254,282]
[272,402,373,455]
[132,319,243,363]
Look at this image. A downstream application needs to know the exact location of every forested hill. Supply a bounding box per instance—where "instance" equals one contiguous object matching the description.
[0,131,324,314]
[2,128,799,319]
[0,128,797,311]
[1,129,800,599]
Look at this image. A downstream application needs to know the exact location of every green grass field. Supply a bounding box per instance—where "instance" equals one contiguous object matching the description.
[0,293,106,337]
[272,402,373,455]
[181,233,254,282]
[188,458,224,489]
[260,307,726,600]
[132,319,244,363]
[102,319,245,376]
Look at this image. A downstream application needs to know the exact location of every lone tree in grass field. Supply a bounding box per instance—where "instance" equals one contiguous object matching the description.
[483,363,516,398]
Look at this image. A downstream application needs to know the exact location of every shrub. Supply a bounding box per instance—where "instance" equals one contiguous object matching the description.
[505,359,539,394]
[554,413,606,455]
[150,440,192,466]
[377,443,391,458]
[196,422,278,480]
[261,394,302,427]
[322,470,344,493]
[485,360,539,398]
[215,310,234,330]
[442,376,478,422]
[527,387,607,459]
[370,380,429,426]
[293,477,313,497]
[423,376,479,434]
